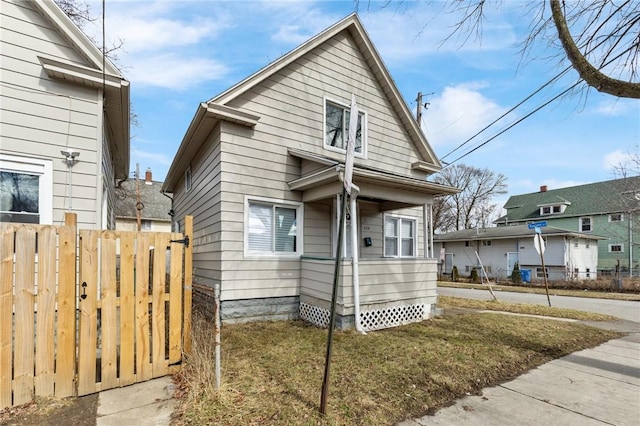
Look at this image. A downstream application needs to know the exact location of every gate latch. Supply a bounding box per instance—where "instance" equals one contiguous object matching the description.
[170,235,190,248]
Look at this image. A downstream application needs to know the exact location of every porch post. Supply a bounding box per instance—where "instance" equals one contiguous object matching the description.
[423,203,434,258]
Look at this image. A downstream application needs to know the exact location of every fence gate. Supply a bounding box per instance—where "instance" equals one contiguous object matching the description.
[0,214,193,409]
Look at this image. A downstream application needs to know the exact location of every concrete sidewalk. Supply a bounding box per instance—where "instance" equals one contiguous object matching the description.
[401,332,640,426]
[96,376,176,426]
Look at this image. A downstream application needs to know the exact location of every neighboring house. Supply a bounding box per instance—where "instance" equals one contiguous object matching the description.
[435,225,605,282]
[162,14,458,331]
[115,170,172,232]
[0,0,129,229]
[495,178,640,275]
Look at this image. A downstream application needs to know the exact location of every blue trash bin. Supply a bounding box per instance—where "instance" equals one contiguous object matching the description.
[520,269,531,283]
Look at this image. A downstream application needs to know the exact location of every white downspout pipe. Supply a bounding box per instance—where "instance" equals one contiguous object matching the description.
[350,190,365,334]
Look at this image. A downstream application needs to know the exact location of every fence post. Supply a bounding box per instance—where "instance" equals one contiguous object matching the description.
[57,213,78,396]
[183,216,193,355]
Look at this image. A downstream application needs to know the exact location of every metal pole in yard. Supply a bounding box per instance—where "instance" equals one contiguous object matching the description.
[320,186,347,416]
[535,233,552,307]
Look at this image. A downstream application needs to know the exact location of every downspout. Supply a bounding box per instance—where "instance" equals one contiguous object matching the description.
[350,189,365,334]
[339,171,365,334]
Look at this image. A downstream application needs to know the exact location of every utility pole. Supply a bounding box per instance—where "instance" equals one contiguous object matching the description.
[416,92,423,128]
[136,163,141,231]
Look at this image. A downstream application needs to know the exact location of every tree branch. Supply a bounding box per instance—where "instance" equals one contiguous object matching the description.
[550,0,640,98]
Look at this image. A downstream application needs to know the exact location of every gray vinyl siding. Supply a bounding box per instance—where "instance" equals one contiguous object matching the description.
[304,201,332,257]
[172,125,224,290]
[1,0,104,229]
[225,31,425,178]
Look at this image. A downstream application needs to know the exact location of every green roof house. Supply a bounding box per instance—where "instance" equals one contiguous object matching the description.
[495,177,640,275]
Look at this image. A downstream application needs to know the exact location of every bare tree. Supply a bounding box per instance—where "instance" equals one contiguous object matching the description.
[431,164,507,232]
[611,145,640,178]
[444,0,640,99]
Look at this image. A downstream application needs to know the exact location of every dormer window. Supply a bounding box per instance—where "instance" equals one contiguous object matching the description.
[539,204,565,215]
[324,97,366,156]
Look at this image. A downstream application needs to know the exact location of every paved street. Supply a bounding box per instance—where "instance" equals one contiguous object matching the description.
[438,286,640,323]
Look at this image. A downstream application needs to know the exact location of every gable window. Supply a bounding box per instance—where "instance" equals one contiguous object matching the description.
[579,217,592,232]
[246,197,302,256]
[609,213,623,222]
[185,166,192,192]
[384,216,415,257]
[0,154,53,224]
[324,98,366,156]
[609,244,623,253]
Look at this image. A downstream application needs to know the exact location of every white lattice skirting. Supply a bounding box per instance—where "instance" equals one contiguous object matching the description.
[300,302,426,331]
[300,302,330,328]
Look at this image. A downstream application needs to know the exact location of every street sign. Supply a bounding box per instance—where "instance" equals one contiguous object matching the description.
[534,233,546,255]
[528,221,547,229]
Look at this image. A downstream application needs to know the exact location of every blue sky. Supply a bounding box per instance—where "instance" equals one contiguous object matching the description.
[86,0,639,209]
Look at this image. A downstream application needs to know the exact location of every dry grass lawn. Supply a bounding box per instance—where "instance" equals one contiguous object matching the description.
[173,311,620,425]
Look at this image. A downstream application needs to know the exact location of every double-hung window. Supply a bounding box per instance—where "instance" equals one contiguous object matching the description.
[579,217,592,232]
[246,197,302,256]
[324,98,366,156]
[0,154,53,224]
[384,216,415,257]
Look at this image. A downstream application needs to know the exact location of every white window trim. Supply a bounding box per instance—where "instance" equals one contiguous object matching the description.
[383,213,416,258]
[608,213,624,222]
[0,154,53,224]
[323,96,367,159]
[185,166,192,192]
[579,216,592,232]
[244,195,303,259]
[608,244,624,253]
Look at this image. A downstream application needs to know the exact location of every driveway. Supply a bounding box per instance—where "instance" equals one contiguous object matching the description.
[438,286,640,323]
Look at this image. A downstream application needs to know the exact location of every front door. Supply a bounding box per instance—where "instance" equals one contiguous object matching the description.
[507,252,519,277]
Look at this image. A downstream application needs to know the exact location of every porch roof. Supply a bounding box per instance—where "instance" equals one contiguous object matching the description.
[287,148,459,205]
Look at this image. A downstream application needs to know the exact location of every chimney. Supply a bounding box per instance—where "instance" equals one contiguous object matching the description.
[540,185,547,192]
[145,168,153,185]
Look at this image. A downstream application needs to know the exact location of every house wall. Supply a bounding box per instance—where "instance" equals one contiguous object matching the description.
[438,235,597,281]
[172,124,224,295]
[1,0,105,228]
[175,30,436,316]
[115,218,171,233]
[566,237,599,279]
[508,214,638,271]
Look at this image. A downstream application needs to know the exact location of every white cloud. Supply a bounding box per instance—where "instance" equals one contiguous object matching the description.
[132,148,173,166]
[603,149,635,172]
[126,53,228,90]
[422,84,510,150]
[595,99,639,116]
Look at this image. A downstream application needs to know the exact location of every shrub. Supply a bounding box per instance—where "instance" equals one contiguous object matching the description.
[451,265,459,282]
[470,267,479,283]
[511,262,522,284]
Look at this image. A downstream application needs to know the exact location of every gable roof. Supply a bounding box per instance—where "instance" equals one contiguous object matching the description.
[496,176,640,224]
[115,180,172,221]
[164,13,441,191]
[33,0,130,179]
[434,225,607,242]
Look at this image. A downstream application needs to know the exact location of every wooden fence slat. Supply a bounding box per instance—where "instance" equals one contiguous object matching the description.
[135,233,152,381]
[78,230,99,396]
[119,232,135,386]
[0,226,14,410]
[183,216,193,355]
[13,226,36,406]
[55,214,77,397]
[168,233,183,364]
[151,234,169,376]
[35,227,56,397]
[100,232,118,388]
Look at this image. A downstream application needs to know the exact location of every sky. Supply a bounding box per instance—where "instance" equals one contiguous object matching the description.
[84,0,640,212]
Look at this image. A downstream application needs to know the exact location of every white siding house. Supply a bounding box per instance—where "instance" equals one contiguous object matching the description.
[0,0,129,229]
[163,14,458,331]
[435,225,604,282]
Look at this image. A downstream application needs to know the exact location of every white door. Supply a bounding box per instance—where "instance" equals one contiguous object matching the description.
[507,252,519,277]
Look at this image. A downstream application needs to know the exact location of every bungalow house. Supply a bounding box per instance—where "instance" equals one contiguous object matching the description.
[162,14,458,331]
[115,169,172,232]
[0,0,130,229]
[495,177,640,275]
[434,225,605,282]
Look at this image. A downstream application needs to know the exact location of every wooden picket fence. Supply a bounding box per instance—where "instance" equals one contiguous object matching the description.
[0,214,193,410]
